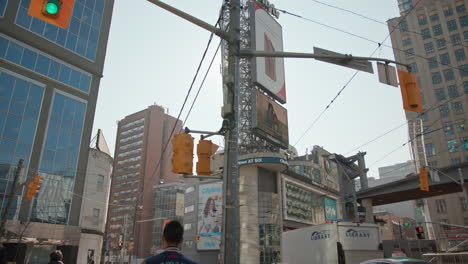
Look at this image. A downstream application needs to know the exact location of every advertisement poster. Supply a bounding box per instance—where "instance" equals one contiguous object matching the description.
[252,90,289,148]
[250,1,286,103]
[197,182,222,250]
[324,197,337,220]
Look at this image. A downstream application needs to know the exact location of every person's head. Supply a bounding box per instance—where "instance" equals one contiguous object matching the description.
[50,250,63,261]
[162,220,184,247]
[203,197,216,217]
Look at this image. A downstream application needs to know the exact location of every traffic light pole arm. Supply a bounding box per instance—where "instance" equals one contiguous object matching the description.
[146,0,229,40]
[239,50,411,70]
[184,127,225,140]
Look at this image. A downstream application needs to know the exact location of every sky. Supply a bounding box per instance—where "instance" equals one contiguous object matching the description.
[92,0,411,178]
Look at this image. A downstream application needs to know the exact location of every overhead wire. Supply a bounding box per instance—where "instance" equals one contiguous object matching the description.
[286,0,424,147]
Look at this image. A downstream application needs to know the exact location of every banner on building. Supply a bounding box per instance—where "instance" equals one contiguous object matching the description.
[197,182,222,250]
[250,1,286,104]
[252,90,289,148]
[324,197,337,220]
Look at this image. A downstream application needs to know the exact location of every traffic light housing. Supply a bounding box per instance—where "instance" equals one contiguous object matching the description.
[196,140,219,175]
[128,241,134,251]
[25,175,42,201]
[172,133,194,175]
[416,226,425,239]
[419,168,429,191]
[398,70,423,113]
[28,0,75,29]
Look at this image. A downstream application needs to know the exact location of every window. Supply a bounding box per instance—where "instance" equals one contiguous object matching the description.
[424,42,434,54]
[423,126,432,138]
[445,121,454,135]
[444,69,455,81]
[455,48,466,61]
[185,186,195,193]
[409,62,418,73]
[432,72,442,84]
[428,57,438,68]
[97,175,104,190]
[465,31,468,40]
[121,118,144,129]
[400,20,409,32]
[402,37,412,46]
[440,103,450,117]
[436,38,447,49]
[121,125,144,136]
[456,119,465,131]
[451,158,461,164]
[448,139,458,152]
[451,33,462,44]
[445,6,454,16]
[184,223,193,231]
[421,28,431,40]
[460,64,468,77]
[460,15,468,27]
[463,137,468,150]
[436,199,447,213]
[463,198,468,211]
[432,24,443,36]
[440,53,451,65]
[453,101,464,113]
[447,20,458,31]
[465,82,468,93]
[457,3,466,13]
[448,85,459,97]
[93,208,100,224]
[418,15,427,26]
[430,13,439,22]
[435,88,446,101]
[405,48,414,59]
[425,143,436,156]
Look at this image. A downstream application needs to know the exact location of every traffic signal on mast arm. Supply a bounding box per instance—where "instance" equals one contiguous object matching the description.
[196,140,219,175]
[28,0,75,29]
[25,175,43,201]
[172,133,194,175]
[415,226,425,239]
[398,70,423,113]
[419,168,429,192]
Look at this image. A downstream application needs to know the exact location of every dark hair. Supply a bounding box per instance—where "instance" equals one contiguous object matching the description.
[163,220,184,245]
[203,197,216,217]
[50,250,63,261]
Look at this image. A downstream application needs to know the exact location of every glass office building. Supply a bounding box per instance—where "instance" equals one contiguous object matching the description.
[0,0,114,262]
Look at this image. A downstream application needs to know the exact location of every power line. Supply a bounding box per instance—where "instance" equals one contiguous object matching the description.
[288,0,424,147]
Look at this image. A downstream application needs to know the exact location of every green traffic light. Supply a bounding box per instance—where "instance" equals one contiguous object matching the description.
[45,0,60,15]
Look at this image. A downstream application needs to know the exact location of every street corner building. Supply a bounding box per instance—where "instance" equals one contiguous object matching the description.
[0,0,115,263]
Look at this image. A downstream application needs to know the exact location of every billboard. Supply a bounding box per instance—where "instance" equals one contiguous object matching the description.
[250,2,286,103]
[324,197,337,220]
[252,90,289,148]
[197,182,222,250]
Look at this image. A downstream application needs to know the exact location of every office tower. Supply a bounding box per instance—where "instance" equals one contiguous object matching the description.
[107,105,182,260]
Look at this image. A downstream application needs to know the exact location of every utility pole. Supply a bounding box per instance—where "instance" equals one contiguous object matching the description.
[221,0,241,263]
[0,159,23,237]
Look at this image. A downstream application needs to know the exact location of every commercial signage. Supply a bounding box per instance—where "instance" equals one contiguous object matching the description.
[324,198,337,220]
[238,156,288,166]
[197,182,222,250]
[250,2,286,104]
[252,91,289,148]
[310,230,331,240]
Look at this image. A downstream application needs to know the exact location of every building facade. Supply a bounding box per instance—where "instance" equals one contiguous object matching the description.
[388,0,468,246]
[106,105,182,260]
[0,0,114,262]
[77,147,113,264]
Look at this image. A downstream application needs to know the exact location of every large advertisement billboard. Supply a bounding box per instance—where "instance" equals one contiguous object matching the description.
[324,197,337,220]
[197,182,222,250]
[252,90,289,148]
[250,2,286,104]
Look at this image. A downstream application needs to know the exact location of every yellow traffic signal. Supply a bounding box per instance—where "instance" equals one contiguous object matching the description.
[28,0,75,29]
[196,140,219,175]
[128,241,134,251]
[398,70,423,113]
[25,175,42,201]
[172,133,194,175]
[419,168,429,191]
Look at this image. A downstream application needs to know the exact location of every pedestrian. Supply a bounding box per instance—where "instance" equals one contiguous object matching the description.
[142,220,197,264]
[49,250,64,264]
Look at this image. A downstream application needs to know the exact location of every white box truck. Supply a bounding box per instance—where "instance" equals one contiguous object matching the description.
[282,222,384,264]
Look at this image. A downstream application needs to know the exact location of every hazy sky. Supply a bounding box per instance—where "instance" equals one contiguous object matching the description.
[93,0,410,178]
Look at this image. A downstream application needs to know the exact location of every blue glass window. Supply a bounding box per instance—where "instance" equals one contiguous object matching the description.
[455,49,466,61]
[457,4,466,13]
[0,71,44,167]
[448,85,459,97]
[440,103,450,117]
[444,69,455,81]
[432,72,442,84]
[430,13,439,22]
[33,92,86,225]
[418,15,427,26]
[460,64,468,77]
[444,7,454,17]
[421,29,431,40]
[448,139,458,152]
[0,35,91,93]
[461,16,468,27]
[437,39,447,49]
[15,0,105,61]
[425,143,436,156]
[447,20,458,31]
[464,81,468,94]
[433,24,443,36]
[409,63,418,73]
[445,121,454,135]
[435,88,446,101]
[424,42,434,54]
[451,34,462,45]
[0,0,7,17]
[428,57,438,68]
[453,101,464,113]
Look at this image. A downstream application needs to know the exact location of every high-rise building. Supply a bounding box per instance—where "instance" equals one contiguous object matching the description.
[106,105,182,261]
[0,0,114,262]
[388,0,468,245]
